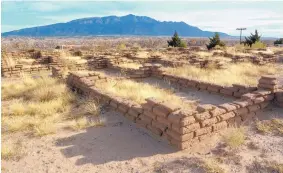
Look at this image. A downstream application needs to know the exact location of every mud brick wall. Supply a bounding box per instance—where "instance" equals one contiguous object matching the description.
[275,90,283,108]
[87,57,108,69]
[150,65,257,98]
[1,65,50,77]
[258,75,280,92]
[51,66,65,79]
[65,73,275,150]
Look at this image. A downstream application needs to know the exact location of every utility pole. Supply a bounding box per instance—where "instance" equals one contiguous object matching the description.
[236,28,246,44]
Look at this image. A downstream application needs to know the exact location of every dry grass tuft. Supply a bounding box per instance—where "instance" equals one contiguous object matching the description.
[199,158,226,173]
[163,62,279,86]
[1,140,23,160]
[256,118,283,135]
[68,117,105,130]
[249,160,283,173]
[2,75,102,136]
[223,127,246,148]
[117,62,142,69]
[94,78,196,108]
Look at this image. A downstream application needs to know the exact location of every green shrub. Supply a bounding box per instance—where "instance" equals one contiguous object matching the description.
[73,50,82,56]
[168,31,187,48]
[244,30,261,47]
[206,33,225,50]
[180,40,187,48]
[274,38,283,45]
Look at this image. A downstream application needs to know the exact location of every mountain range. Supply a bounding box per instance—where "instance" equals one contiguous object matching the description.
[2,14,229,37]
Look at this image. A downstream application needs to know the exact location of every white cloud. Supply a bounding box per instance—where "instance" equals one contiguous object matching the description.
[30,2,62,12]
[132,8,283,37]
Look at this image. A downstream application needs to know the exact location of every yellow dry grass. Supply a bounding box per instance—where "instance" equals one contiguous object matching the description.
[256,118,283,135]
[163,62,279,86]
[135,51,149,58]
[118,62,142,69]
[223,127,246,149]
[1,140,23,160]
[199,158,226,173]
[94,78,196,108]
[69,117,105,130]
[194,51,213,58]
[1,75,102,136]
[60,56,87,64]
[3,56,16,67]
[18,58,35,65]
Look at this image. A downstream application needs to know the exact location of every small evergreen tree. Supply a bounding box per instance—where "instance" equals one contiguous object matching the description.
[274,38,283,45]
[244,30,261,47]
[206,32,225,50]
[167,31,187,47]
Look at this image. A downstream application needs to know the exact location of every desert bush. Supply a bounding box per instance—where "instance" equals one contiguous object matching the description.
[73,50,83,56]
[206,33,225,50]
[223,127,246,148]
[117,43,126,50]
[244,30,261,47]
[167,31,187,48]
[55,45,61,49]
[27,49,35,53]
[32,51,42,59]
[200,159,225,173]
[256,118,283,135]
[274,38,283,45]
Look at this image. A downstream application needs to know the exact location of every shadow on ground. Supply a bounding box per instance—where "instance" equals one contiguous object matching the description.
[56,111,176,166]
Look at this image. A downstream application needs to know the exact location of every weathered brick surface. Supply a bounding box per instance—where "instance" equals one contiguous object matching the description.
[219,112,236,121]
[209,107,226,117]
[201,117,218,127]
[153,105,171,117]
[143,110,157,120]
[194,112,211,121]
[156,116,172,127]
[219,103,237,111]
[152,120,168,131]
[234,107,249,116]
[172,123,200,134]
[167,130,194,142]
[212,121,228,131]
[147,125,163,136]
[247,104,261,112]
[195,126,212,136]
[197,104,216,113]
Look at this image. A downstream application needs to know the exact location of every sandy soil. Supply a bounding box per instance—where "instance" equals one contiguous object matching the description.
[2,104,283,173]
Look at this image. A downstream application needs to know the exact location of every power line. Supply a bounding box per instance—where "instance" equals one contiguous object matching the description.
[236,28,246,44]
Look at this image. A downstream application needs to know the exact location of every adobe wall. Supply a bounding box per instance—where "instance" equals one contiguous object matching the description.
[1,65,50,77]
[65,72,276,150]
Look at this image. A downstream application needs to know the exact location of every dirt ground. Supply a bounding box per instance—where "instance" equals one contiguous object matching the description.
[2,104,283,173]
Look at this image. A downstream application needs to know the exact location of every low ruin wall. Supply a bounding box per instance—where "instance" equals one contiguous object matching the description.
[65,72,275,150]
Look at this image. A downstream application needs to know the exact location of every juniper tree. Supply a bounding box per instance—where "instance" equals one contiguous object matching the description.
[206,32,225,50]
[167,31,187,47]
[274,38,283,45]
[244,30,261,47]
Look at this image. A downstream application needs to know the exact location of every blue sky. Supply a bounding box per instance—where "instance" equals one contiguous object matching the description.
[1,1,283,37]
